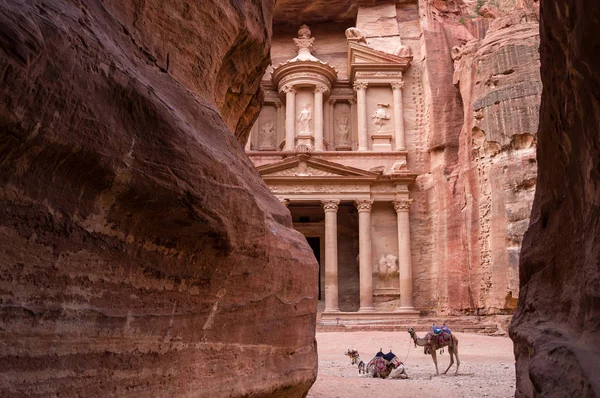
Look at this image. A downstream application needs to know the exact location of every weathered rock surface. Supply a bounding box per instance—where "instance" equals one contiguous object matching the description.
[510,1,600,396]
[412,4,541,315]
[0,0,317,396]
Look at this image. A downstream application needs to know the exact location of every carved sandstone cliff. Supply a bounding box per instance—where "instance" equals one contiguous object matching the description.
[0,0,317,396]
[510,1,600,396]
[414,3,541,317]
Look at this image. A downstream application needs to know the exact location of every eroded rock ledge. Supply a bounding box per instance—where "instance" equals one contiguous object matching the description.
[0,0,318,396]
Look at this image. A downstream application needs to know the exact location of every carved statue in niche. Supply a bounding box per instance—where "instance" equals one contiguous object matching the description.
[259,122,275,145]
[378,254,399,279]
[297,104,312,134]
[336,117,350,144]
[371,103,390,132]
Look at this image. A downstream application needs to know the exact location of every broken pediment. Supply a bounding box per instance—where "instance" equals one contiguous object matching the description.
[257,155,380,179]
[347,41,412,81]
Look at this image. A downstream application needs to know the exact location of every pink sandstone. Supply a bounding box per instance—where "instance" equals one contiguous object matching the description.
[0,0,317,396]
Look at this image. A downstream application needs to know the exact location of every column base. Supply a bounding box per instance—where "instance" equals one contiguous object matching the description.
[358,307,375,312]
[395,147,406,151]
[395,306,419,315]
[323,308,340,313]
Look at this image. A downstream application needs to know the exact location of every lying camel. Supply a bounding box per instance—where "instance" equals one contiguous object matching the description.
[344,349,408,379]
[407,326,460,375]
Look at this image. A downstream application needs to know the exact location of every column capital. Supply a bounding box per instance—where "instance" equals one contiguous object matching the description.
[321,199,340,212]
[390,81,405,90]
[279,198,290,207]
[329,98,337,105]
[281,84,296,94]
[354,199,374,212]
[348,98,357,105]
[392,199,413,212]
[314,84,329,94]
[353,82,368,91]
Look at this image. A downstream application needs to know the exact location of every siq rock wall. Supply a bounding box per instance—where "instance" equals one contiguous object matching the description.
[413,1,541,317]
[510,0,600,396]
[0,0,318,397]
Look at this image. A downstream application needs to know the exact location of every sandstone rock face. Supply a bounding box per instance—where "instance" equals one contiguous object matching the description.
[412,4,541,315]
[0,0,317,396]
[510,1,600,396]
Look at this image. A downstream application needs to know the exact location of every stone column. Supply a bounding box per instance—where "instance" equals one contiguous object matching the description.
[329,98,336,149]
[355,199,374,312]
[322,200,340,312]
[353,82,368,151]
[283,85,296,152]
[275,101,284,150]
[391,81,406,151]
[314,84,327,151]
[393,199,415,309]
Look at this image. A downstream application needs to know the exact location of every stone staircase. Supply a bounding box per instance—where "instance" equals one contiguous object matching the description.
[315,302,510,335]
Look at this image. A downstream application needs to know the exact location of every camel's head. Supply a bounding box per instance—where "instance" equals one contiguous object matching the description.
[407,326,415,336]
[344,349,359,364]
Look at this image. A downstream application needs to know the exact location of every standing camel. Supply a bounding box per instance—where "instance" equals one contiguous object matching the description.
[407,326,460,375]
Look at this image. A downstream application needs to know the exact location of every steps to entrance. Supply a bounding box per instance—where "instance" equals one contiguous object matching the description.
[316,317,504,335]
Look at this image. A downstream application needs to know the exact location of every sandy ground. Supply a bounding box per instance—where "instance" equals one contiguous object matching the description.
[307,331,515,398]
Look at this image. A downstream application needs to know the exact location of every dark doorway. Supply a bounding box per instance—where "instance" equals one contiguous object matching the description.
[306,237,321,300]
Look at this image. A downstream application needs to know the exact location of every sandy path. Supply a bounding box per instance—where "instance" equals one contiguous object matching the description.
[307,331,515,398]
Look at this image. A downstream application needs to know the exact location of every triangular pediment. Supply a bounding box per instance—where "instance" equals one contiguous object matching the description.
[257,155,380,179]
[347,41,412,80]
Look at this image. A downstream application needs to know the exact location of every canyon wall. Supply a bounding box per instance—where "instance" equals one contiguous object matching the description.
[510,0,600,396]
[413,0,541,317]
[0,0,317,397]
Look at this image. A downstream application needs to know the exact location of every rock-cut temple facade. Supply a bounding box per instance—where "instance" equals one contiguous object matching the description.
[246,1,540,321]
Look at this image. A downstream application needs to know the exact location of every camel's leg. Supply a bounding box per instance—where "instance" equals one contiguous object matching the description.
[443,346,454,374]
[431,349,439,375]
[454,341,460,375]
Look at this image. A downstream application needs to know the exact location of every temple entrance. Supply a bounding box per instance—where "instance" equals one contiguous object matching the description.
[289,202,360,311]
[306,237,321,299]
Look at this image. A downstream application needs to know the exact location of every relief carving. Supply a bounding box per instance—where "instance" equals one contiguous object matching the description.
[378,254,399,279]
[336,117,350,144]
[345,27,367,44]
[371,103,391,132]
[259,122,276,147]
[297,105,312,135]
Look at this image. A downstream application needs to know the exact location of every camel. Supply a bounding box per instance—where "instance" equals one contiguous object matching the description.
[344,349,367,374]
[407,326,460,376]
[344,349,409,379]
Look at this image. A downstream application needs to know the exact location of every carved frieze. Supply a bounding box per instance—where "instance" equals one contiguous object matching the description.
[270,184,368,194]
[355,71,403,78]
[265,166,341,177]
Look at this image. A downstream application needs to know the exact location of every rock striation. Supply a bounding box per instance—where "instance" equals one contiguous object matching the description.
[0,0,317,396]
[510,0,600,396]
[413,3,541,316]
